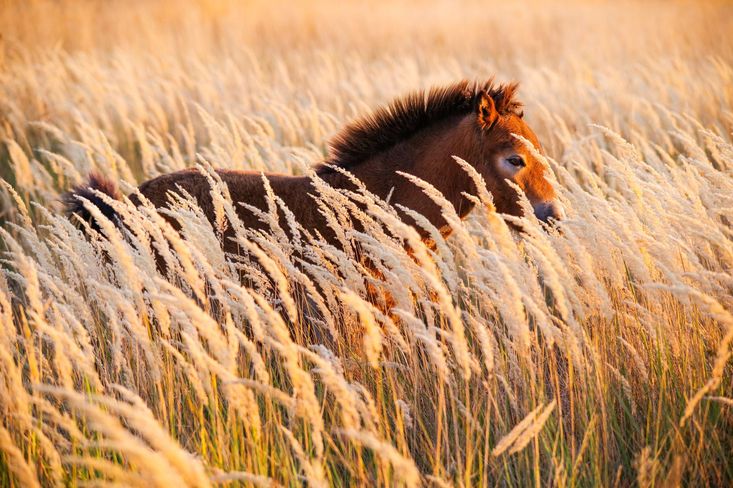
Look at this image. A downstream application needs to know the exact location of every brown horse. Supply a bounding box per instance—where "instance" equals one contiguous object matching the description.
[64,79,563,252]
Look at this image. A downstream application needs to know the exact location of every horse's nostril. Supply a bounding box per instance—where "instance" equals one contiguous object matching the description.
[534,201,565,223]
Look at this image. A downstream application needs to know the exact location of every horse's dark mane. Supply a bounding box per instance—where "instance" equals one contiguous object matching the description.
[317,78,522,172]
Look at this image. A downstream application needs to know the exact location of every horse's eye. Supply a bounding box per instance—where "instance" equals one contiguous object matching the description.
[507,155,525,167]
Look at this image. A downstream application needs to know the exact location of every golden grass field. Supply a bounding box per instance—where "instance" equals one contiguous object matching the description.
[1,0,732,486]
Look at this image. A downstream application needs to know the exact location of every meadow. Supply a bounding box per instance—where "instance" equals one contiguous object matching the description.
[1,0,732,486]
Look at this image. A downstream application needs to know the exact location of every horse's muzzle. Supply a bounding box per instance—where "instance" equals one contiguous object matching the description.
[533,200,565,224]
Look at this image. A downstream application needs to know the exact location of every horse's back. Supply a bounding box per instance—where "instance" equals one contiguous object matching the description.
[132,169,321,245]
[134,168,262,209]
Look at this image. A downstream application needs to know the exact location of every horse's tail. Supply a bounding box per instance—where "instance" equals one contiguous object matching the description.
[63,173,123,233]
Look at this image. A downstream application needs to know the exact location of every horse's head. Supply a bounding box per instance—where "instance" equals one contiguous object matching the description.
[466,85,564,224]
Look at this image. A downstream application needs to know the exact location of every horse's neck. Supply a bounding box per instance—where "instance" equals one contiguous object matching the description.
[320,117,479,226]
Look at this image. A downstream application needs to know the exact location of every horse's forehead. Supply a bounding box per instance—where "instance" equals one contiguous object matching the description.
[501,116,540,149]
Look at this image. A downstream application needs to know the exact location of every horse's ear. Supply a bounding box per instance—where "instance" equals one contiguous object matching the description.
[476,92,498,130]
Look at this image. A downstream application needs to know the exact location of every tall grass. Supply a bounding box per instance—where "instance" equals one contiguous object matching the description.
[1,0,732,486]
